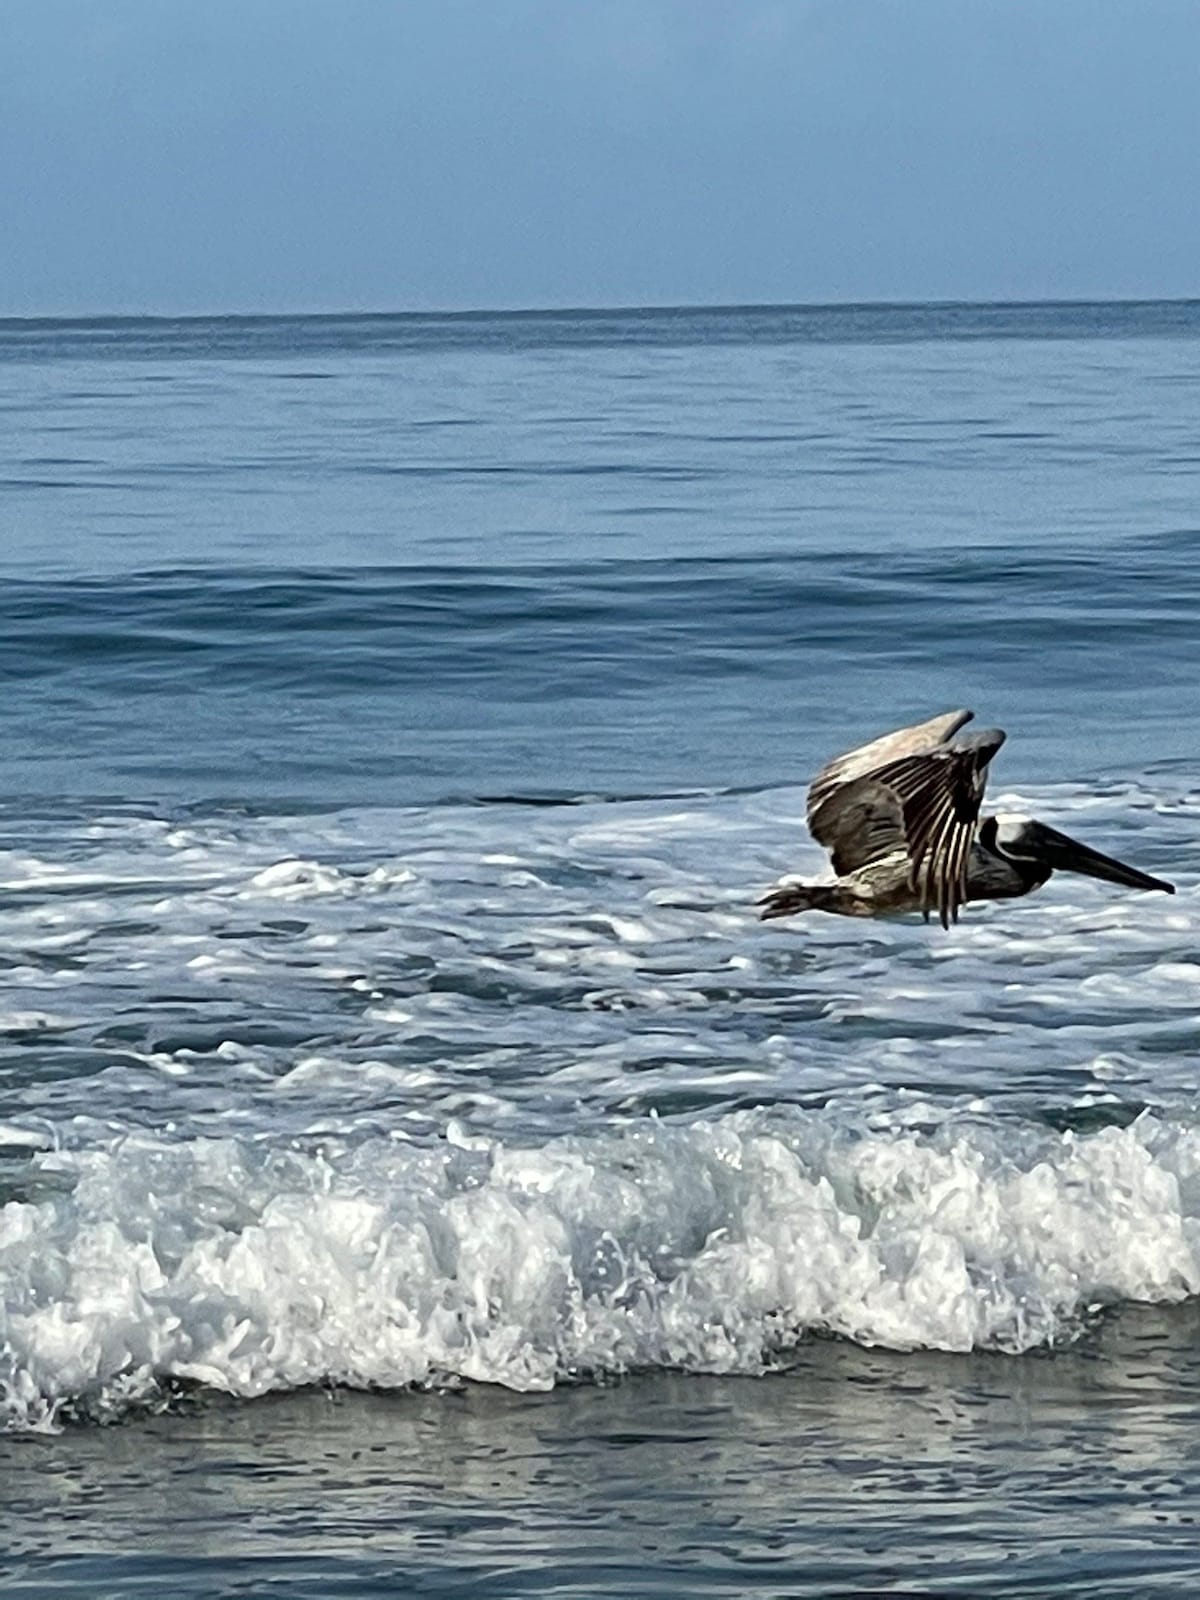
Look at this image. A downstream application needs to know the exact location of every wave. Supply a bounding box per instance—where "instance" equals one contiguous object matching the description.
[3,552,1192,808]
[4,1106,1198,1433]
[3,552,1196,693]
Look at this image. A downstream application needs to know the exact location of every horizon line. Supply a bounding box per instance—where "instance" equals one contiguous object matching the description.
[3,293,1200,329]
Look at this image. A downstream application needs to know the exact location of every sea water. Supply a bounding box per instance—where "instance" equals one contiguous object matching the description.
[1,303,1199,1595]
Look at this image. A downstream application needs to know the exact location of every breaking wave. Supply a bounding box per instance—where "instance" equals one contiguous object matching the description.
[5,1107,1199,1433]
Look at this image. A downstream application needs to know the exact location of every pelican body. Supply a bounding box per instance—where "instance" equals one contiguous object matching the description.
[760,709,1174,927]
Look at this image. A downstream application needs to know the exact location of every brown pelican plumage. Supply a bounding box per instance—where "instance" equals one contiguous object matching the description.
[759,709,1174,928]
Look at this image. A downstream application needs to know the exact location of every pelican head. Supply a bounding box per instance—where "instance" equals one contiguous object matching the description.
[980,813,1175,894]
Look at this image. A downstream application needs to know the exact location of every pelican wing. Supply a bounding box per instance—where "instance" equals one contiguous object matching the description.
[807,709,975,877]
[807,708,975,830]
[871,729,1006,927]
[806,778,909,877]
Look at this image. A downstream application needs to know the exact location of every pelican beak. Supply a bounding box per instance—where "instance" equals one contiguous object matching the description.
[1031,822,1175,894]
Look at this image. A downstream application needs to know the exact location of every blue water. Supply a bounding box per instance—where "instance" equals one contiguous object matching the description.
[2,302,1200,1596]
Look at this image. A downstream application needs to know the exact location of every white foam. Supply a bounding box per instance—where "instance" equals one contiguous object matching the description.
[0,1122,53,1151]
[0,1010,79,1034]
[3,1108,1200,1433]
[244,859,356,898]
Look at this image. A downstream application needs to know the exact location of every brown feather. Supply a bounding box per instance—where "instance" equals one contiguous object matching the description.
[807,709,974,837]
[869,732,1005,925]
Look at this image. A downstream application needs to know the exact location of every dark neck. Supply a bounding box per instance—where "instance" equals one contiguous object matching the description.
[994,851,1052,891]
[976,837,1052,895]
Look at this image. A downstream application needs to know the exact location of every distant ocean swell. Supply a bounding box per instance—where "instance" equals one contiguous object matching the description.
[3,553,1196,688]
[2,554,1196,808]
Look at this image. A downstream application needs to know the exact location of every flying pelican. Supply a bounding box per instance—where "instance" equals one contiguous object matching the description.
[759,709,1174,928]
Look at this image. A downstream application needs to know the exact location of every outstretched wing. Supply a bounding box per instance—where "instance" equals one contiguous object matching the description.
[805,778,909,878]
[807,709,974,878]
[807,708,975,829]
[804,711,1004,927]
[869,729,1006,927]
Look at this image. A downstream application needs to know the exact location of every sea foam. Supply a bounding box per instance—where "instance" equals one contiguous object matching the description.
[3,1107,1199,1432]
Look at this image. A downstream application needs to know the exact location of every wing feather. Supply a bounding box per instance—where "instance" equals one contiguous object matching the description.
[871,730,1006,926]
[794,712,1005,925]
[806,780,908,875]
[807,709,974,834]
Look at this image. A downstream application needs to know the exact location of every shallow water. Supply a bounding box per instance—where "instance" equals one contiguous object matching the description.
[2,301,1199,1591]
[7,1314,1200,1597]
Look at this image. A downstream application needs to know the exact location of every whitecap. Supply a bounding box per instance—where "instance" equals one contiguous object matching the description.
[3,1108,1199,1433]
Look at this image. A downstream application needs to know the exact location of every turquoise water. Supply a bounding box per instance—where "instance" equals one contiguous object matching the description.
[2,302,1199,1594]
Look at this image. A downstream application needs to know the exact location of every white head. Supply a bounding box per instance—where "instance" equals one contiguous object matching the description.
[993,812,1035,854]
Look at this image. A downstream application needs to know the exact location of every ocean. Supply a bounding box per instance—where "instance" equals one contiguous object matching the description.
[1,301,1198,1596]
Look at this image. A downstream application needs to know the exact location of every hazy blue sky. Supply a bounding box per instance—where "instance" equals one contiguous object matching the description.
[3,0,1198,316]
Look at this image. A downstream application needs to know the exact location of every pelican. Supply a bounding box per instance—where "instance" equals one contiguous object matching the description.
[759,709,1174,927]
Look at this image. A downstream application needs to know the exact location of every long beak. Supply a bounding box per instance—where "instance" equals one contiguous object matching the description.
[1034,822,1175,894]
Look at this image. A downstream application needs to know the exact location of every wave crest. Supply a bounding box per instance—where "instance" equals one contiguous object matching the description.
[4,1109,1199,1432]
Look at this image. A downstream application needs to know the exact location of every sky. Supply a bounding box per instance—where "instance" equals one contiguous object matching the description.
[2,0,1199,316]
